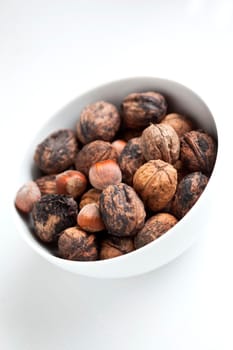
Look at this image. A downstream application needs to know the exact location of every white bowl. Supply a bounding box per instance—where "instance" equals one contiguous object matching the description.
[13,77,219,278]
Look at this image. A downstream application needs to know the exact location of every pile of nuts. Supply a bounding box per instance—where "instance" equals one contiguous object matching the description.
[15,91,217,261]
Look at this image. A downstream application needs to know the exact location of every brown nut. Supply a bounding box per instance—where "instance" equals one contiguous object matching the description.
[99,183,146,237]
[79,188,101,209]
[171,172,209,219]
[75,140,117,176]
[56,170,87,198]
[121,91,167,129]
[35,175,57,195]
[134,213,178,249]
[119,137,145,185]
[76,101,121,144]
[133,160,177,212]
[180,130,217,174]
[141,124,180,164]
[58,226,98,261]
[111,139,127,157]
[77,203,105,232]
[15,181,41,213]
[120,128,143,141]
[34,129,78,174]
[100,236,134,260]
[32,194,78,243]
[89,160,122,190]
[161,113,194,138]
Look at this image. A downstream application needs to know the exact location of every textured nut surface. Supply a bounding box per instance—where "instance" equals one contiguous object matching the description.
[141,124,180,163]
[15,181,41,213]
[58,226,98,261]
[171,172,208,219]
[35,175,57,195]
[133,160,177,212]
[34,129,78,174]
[134,213,178,249]
[89,160,122,190]
[75,140,117,176]
[100,236,134,259]
[122,91,167,129]
[119,137,145,185]
[77,203,105,232]
[161,113,194,138]
[180,130,217,174]
[76,101,121,144]
[99,183,146,237]
[56,170,87,198]
[111,139,127,157]
[79,188,101,209]
[32,194,78,242]
[121,128,143,141]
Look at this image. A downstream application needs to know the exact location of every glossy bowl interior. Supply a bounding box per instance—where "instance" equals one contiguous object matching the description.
[13,77,218,278]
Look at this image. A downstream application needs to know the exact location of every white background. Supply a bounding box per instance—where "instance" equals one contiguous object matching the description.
[0,0,233,349]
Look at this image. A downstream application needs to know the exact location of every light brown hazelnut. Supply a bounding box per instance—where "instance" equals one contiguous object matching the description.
[161,113,194,137]
[100,236,134,259]
[15,181,41,213]
[89,160,122,190]
[79,188,101,209]
[111,139,127,157]
[77,203,105,232]
[56,170,87,198]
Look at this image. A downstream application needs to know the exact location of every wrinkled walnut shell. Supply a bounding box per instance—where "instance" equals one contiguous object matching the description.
[99,183,146,237]
[122,91,167,129]
[100,236,134,260]
[161,113,194,138]
[79,188,101,209]
[35,175,57,195]
[133,160,177,212]
[34,129,78,174]
[141,124,180,164]
[134,213,178,249]
[76,101,121,144]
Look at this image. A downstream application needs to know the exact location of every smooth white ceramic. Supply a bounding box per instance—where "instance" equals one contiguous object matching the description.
[13,77,218,278]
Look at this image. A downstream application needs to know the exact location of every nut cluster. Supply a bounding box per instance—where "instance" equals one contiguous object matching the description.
[15,90,217,261]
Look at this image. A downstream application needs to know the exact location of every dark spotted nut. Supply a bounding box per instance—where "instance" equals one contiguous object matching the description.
[100,235,134,260]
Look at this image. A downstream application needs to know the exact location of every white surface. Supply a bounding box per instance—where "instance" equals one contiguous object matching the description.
[0,0,232,349]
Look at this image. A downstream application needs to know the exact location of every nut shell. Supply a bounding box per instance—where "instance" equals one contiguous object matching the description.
[119,137,145,185]
[32,194,78,242]
[76,101,121,144]
[77,203,105,232]
[56,170,87,198]
[99,183,146,237]
[171,172,208,219]
[180,130,217,174]
[134,213,178,249]
[34,129,78,174]
[58,227,98,261]
[35,175,57,195]
[141,124,180,164]
[75,140,117,176]
[79,188,101,209]
[111,139,127,157]
[122,91,167,129]
[133,160,177,212]
[15,181,41,213]
[100,236,134,260]
[89,160,122,190]
[161,113,194,138]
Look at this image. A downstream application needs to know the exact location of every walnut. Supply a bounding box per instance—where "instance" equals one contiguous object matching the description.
[119,137,146,185]
[76,101,121,144]
[141,124,180,164]
[161,113,194,138]
[171,172,208,219]
[120,128,143,141]
[100,236,134,260]
[180,130,217,174]
[134,213,178,249]
[35,175,57,195]
[79,188,101,209]
[133,160,177,212]
[99,183,146,237]
[121,91,167,129]
[75,140,117,176]
[34,129,78,174]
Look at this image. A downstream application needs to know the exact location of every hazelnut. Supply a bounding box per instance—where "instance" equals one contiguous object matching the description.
[119,137,145,185]
[79,188,101,209]
[77,203,105,232]
[141,124,180,164]
[34,129,78,174]
[100,236,134,260]
[180,130,217,174]
[32,194,78,242]
[161,113,194,138]
[89,160,122,190]
[134,213,178,249]
[15,181,41,213]
[111,139,127,157]
[56,170,87,198]
[75,140,117,176]
[133,160,177,212]
[58,226,98,261]
[121,91,167,129]
[171,172,209,219]
[35,175,57,195]
[99,183,146,237]
[76,101,121,144]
